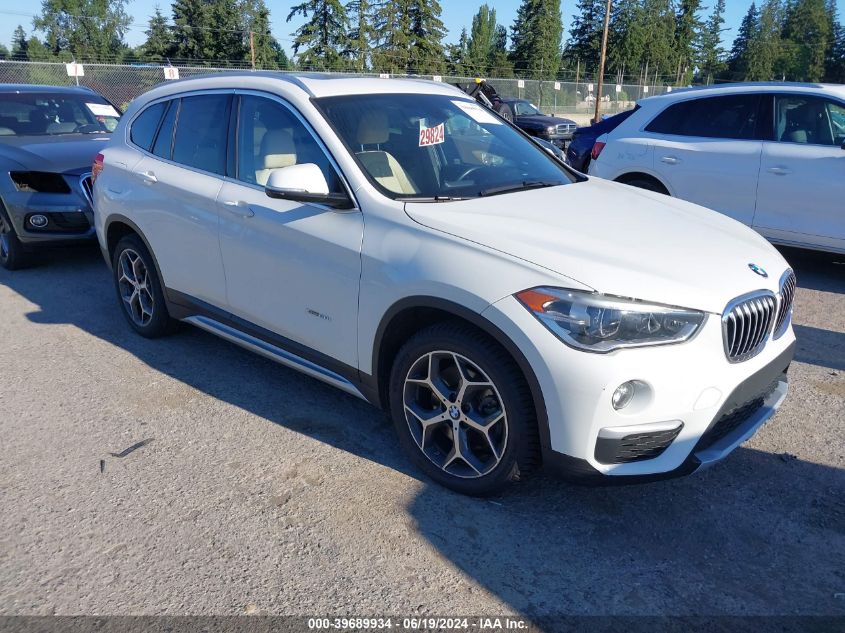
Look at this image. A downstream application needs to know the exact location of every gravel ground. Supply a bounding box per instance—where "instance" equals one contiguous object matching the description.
[0,244,842,618]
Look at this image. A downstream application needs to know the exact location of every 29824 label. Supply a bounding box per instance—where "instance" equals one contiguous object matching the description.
[419,123,445,147]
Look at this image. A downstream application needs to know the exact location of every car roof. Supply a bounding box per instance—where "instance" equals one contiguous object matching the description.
[645,81,845,103]
[0,84,101,95]
[137,71,467,100]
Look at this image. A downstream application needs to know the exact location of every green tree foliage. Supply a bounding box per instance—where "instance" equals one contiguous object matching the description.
[510,0,563,79]
[446,27,469,75]
[407,0,447,73]
[346,0,372,71]
[464,4,513,76]
[33,0,132,61]
[0,45,9,60]
[244,0,283,69]
[780,0,832,81]
[142,7,173,62]
[206,0,246,64]
[11,26,29,60]
[606,0,645,76]
[288,0,350,70]
[563,0,604,72]
[674,0,703,83]
[171,0,207,61]
[726,2,758,80]
[746,0,782,80]
[698,0,726,83]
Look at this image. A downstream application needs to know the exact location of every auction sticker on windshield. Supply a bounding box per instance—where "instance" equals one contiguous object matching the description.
[419,122,445,147]
[452,100,502,125]
[86,103,121,118]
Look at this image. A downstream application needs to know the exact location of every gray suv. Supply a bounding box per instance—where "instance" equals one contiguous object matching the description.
[0,84,120,269]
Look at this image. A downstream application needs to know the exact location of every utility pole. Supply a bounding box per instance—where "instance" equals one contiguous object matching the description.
[249,31,256,70]
[593,0,612,124]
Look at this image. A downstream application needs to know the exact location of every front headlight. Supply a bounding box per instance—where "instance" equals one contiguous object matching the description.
[545,125,557,135]
[516,287,706,353]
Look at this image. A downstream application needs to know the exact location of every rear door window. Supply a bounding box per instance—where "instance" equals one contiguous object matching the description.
[646,94,762,140]
[130,102,166,151]
[171,94,231,175]
[774,94,845,146]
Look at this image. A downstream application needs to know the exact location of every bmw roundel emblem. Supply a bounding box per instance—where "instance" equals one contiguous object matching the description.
[748,263,768,278]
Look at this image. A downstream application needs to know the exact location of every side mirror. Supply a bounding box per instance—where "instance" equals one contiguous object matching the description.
[265,163,352,209]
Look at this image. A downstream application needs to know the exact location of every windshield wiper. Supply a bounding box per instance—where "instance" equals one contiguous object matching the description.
[397,195,467,202]
[477,180,560,197]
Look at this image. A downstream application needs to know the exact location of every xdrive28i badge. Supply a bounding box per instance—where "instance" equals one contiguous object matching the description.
[748,263,768,278]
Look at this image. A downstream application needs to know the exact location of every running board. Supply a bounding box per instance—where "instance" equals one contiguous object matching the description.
[183,315,367,401]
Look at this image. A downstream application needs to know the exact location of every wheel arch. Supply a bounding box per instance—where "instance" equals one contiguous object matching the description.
[370,296,552,456]
[104,215,171,304]
[613,171,672,195]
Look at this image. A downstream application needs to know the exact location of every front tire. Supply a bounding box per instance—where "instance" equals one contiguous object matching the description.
[389,322,539,495]
[0,209,31,270]
[112,234,177,338]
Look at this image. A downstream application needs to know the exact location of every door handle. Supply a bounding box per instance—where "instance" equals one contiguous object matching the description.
[767,166,790,176]
[222,200,255,218]
[660,156,680,165]
[136,170,157,184]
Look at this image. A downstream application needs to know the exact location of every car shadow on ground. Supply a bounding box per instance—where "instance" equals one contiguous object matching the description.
[778,246,845,295]
[1,246,843,618]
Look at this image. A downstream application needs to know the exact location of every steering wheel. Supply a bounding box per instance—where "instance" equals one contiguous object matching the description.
[456,165,486,182]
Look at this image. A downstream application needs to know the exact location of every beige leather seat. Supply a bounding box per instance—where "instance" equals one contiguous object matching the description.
[355,111,417,195]
[255,129,297,186]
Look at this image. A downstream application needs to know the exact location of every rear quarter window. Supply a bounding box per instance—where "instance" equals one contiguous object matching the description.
[130,102,166,151]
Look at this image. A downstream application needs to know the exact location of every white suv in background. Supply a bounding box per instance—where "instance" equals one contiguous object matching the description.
[589,82,845,255]
[93,73,796,495]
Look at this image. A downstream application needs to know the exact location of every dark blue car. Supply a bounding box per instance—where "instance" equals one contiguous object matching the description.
[566,106,640,172]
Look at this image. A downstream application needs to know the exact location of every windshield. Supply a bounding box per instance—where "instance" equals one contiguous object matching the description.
[316,94,573,200]
[514,101,543,116]
[0,92,120,137]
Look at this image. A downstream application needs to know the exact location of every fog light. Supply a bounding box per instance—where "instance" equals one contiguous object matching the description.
[612,381,638,410]
[29,214,48,228]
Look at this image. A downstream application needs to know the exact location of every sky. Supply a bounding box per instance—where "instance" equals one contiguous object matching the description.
[1,0,844,61]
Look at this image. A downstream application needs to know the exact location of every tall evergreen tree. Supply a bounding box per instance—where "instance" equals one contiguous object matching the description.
[244,0,282,69]
[171,0,207,61]
[407,0,446,73]
[698,0,726,83]
[33,0,132,61]
[142,7,173,62]
[371,0,411,73]
[489,24,514,76]
[780,0,832,81]
[607,0,645,76]
[466,5,498,74]
[562,0,604,73]
[746,0,783,80]
[345,0,372,71]
[287,0,350,70]
[206,0,246,64]
[726,2,759,80]
[11,25,29,60]
[826,2,845,81]
[446,27,469,75]
[510,0,563,79]
[638,0,677,81]
[674,0,703,84]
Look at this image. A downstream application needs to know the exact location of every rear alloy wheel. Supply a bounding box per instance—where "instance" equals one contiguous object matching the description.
[389,322,539,495]
[112,234,177,338]
[0,211,30,271]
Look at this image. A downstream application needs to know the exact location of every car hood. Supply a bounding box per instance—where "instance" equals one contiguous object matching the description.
[404,179,788,314]
[0,134,111,174]
[516,114,576,128]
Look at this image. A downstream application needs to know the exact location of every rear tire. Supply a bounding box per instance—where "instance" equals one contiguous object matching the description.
[388,321,539,496]
[0,209,31,271]
[112,234,177,338]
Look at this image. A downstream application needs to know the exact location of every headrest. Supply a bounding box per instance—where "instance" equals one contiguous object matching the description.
[260,129,296,169]
[357,110,390,145]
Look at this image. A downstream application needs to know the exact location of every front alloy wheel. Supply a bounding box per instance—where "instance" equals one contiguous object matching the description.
[0,211,30,270]
[389,322,539,495]
[403,351,508,478]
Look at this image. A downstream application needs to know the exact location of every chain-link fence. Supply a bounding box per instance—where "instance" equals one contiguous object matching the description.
[0,60,674,122]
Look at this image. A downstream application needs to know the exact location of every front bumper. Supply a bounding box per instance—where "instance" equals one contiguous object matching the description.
[1,183,96,245]
[481,295,797,482]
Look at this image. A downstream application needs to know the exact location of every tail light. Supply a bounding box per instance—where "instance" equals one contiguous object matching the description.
[591,141,606,161]
[91,153,104,183]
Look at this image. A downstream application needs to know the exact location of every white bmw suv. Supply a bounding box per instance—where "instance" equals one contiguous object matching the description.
[589,82,845,255]
[93,73,796,495]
